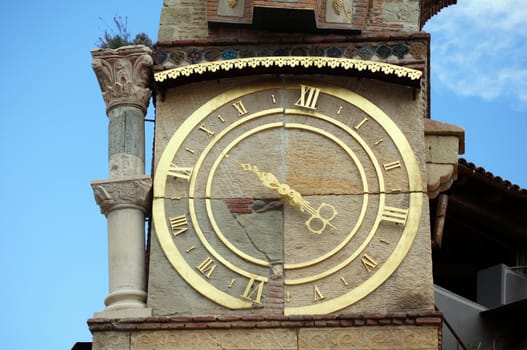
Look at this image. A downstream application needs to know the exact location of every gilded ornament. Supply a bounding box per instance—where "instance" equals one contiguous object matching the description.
[332,0,352,22]
[154,57,423,83]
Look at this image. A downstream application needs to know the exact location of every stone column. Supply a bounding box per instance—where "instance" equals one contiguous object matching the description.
[91,176,152,316]
[90,45,153,318]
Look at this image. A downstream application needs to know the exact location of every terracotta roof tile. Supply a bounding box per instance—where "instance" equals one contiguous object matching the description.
[420,0,457,29]
[459,158,526,193]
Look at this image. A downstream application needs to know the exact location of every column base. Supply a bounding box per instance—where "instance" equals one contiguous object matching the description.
[93,289,152,319]
[93,307,152,319]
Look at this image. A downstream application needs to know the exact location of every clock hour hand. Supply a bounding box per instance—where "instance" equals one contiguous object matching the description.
[225,154,337,235]
[277,183,337,235]
[225,154,281,191]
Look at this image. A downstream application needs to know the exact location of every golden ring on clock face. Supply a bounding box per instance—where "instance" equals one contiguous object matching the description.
[153,79,422,314]
[199,115,376,269]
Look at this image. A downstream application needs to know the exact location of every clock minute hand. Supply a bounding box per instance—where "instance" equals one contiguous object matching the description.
[225,154,281,191]
[226,154,337,235]
[225,155,300,201]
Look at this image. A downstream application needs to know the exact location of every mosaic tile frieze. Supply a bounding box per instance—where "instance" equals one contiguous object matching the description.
[153,41,426,83]
[153,41,428,68]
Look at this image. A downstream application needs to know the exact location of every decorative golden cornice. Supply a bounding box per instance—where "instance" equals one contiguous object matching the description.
[91,45,153,114]
[154,56,422,83]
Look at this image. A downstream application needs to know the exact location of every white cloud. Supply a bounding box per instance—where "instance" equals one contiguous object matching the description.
[424,0,527,107]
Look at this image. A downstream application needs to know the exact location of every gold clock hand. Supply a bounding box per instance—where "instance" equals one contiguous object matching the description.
[225,154,280,191]
[226,154,337,234]
[279,186,338,235]
[302,201,338,235]
[281,186,337,234]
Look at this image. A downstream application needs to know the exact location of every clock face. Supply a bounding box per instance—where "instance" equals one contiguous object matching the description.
[152,79,423,315]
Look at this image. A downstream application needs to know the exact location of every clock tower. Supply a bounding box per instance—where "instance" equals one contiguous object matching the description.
[89,0,461,349]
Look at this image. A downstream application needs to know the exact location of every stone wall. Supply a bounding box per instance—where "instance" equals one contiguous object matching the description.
[158,0,424,42]
[367,0,420,32]
[90,312,442,350]
[158,0,208,42]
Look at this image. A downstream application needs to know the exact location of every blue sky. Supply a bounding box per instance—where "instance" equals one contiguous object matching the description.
[425,0,527,187]
[0,1,525,349]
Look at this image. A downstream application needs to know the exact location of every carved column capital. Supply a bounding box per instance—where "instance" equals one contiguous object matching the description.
[91,175,152,216]
[91,45,153,114]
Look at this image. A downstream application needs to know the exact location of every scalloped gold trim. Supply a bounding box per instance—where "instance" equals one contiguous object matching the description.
[154,56,422,82]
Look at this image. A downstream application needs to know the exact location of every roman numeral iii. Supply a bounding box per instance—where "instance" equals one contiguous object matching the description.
[383,160,401,171]
[196,257,217,279]
[381,206,409,225]
[168,163,193,181]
